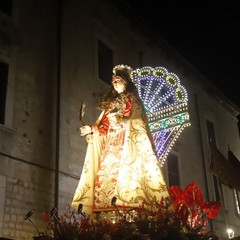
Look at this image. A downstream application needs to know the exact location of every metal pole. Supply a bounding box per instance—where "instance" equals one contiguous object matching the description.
[194,93,213,231]
[54,0,62,220]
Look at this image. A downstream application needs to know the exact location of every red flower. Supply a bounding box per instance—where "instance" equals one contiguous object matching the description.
[183,182,204,207]
[168,182,221,233]
[177,203,189,223]
[42,212,50,220]
[168,185,184,210]
[201,201,221,219]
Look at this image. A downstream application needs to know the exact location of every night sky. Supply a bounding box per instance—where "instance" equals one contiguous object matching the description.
[120,0,240,107]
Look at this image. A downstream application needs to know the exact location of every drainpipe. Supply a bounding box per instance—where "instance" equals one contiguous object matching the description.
[55,0,62,212]
[194,93,213,231]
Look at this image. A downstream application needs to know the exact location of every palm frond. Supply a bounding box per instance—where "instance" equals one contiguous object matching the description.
[79,102,86,126]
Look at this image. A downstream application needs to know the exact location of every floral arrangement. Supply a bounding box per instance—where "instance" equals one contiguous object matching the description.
[39,182,221,240]
[168,182,221,235]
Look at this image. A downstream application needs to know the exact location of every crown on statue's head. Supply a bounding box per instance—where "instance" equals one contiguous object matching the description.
[112,64,133,83]
[113,64,133,75]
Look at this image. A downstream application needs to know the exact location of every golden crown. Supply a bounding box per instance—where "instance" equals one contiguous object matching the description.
[112,64,133,75]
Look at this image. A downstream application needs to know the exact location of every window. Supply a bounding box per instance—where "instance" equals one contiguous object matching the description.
[206,120,216,145]
[237,114,240,137]
[212,174,221,201]
[97,39,113,85]
[0,0,12,16]
[206,120,221,201]
[0,61,8,125]
[167,153,180,187]
[234,189,240,215]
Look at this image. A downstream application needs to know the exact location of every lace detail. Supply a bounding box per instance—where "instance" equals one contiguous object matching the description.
[108,93,129,114]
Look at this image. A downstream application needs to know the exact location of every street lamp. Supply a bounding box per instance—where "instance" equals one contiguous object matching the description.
[227,228,234,239]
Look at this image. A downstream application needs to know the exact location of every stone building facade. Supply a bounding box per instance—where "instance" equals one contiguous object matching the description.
[0,0,240,239]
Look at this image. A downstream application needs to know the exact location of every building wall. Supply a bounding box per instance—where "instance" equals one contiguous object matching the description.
[0,0,239,239]
[0,0,58,238]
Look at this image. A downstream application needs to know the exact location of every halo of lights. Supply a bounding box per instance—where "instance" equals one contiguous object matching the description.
[132,66,191,166]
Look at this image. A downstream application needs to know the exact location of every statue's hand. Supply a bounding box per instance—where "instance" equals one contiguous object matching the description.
[80,125,92,136]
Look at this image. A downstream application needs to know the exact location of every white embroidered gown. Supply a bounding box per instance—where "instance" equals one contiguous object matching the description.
[71,93,169,214]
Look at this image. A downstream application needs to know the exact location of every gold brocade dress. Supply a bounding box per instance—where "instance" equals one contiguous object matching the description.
[71,93,169,214]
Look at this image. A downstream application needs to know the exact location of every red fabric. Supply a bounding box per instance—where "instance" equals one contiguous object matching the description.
[123,97,133,118]
[97,97,133,135]
[98,112,109,135]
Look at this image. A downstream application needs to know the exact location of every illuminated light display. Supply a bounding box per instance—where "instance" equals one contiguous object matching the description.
[132,66,191,166]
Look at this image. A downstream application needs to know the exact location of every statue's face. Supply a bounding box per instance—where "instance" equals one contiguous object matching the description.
[112,76,126,93]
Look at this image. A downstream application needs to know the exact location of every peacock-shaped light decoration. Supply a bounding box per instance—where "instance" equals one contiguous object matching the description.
[132,66,191,166]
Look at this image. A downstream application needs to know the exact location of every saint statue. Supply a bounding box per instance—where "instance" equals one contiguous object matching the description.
[71,65,169,215]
